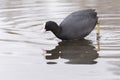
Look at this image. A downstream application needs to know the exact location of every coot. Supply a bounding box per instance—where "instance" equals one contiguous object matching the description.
[45,9,98,40]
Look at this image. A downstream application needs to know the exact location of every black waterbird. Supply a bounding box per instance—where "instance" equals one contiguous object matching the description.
[45,9,98,40]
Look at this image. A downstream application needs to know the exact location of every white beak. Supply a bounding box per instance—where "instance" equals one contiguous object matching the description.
[40,23,46,33]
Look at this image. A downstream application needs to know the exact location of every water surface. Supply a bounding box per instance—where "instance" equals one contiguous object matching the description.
[0,0,120,80]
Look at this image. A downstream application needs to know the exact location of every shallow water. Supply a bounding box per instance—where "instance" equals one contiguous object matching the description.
[0,0,120,80]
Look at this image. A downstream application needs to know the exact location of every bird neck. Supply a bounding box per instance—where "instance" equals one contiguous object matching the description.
[51,26,62,38]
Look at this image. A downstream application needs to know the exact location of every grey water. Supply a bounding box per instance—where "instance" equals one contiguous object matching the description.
[0,0,120,80]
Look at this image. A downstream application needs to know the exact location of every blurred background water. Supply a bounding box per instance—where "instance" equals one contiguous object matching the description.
[0,0,120,80]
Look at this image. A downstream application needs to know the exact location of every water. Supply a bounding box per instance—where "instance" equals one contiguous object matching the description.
[0,0,120,80]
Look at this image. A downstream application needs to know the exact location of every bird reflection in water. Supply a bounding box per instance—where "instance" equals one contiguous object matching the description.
[45,39,99,64]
